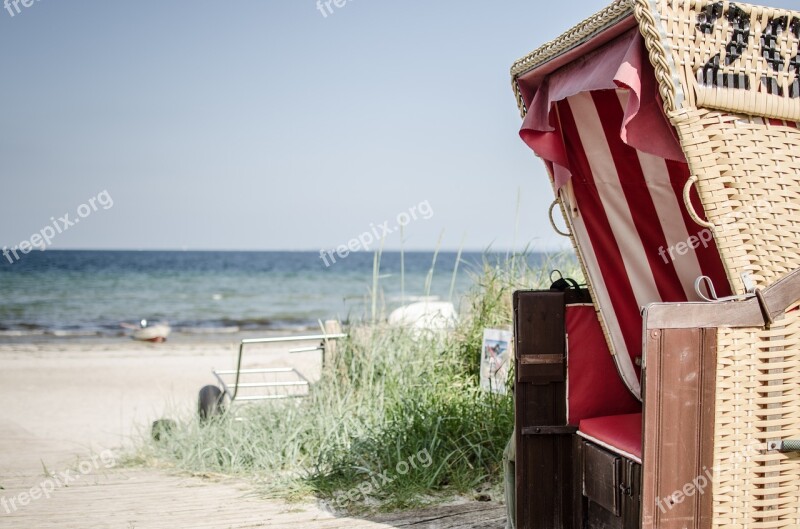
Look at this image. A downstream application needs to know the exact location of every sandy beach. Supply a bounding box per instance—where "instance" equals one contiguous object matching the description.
[0,338,505,528]
[0,336,325,459]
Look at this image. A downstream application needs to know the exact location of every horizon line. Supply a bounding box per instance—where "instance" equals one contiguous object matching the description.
[25,247,572,253]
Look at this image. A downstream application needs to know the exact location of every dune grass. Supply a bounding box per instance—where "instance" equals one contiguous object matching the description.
[133,252,582,512]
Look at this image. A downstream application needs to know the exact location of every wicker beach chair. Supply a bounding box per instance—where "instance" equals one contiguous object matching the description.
[509,1,800,528]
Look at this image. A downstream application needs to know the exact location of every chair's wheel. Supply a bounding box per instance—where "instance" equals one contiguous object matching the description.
[198,385,225,421]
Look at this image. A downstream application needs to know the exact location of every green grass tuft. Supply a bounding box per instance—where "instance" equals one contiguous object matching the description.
[135,252,582,512]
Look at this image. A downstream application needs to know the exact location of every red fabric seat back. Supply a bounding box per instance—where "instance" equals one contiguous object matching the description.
[566,304,641,425]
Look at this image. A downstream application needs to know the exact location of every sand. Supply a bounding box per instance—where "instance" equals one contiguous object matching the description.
[0,337,324,459]
[0,338,506,528]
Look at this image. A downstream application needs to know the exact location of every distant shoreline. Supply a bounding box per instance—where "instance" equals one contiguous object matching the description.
[0,326,320,347]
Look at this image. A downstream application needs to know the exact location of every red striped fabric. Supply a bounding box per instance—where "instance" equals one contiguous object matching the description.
[514,29,757,398]
[551,90,732,396]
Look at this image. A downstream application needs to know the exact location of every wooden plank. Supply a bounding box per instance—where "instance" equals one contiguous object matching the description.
[572,435,586,529]
[0,467,507,529]
[587,500,624,529]
[583,442,621,515]
[643,301,764,330]
[514,291,565,384]
[761,265,800,321]
[520,425,577,435]
[622,458,642,529]
[641,328,716,529]
[644,266,800,331]
[519,355,565,365]
[368,503,506,528]
[513,290,572,529]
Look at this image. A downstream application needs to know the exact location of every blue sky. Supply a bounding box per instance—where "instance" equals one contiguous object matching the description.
[1,0,795,251]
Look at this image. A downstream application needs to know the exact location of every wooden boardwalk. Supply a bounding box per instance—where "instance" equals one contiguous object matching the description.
[0,465,505,529]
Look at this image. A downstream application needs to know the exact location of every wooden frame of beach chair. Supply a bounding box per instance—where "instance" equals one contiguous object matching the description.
[509,1,800,527]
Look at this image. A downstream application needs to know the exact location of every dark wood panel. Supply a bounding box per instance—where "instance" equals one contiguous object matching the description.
[622,458,642,529]
[572,436,586,529]
[587,500,624,529]
[576,439,642,529]
[513,291,572,529]
[583,442,621,516]
[514,291,565,384]
[641,328,716,529]
[521,425,577,435]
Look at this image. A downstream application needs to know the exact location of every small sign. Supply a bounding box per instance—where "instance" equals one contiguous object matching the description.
[480,328,513,394]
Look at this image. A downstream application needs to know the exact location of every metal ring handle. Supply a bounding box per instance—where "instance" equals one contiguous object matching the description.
[548,199,571,237]
[694,275,718,302]
[683,176,715,229]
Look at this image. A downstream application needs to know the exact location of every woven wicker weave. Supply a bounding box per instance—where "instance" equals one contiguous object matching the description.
[632,3,800,525]
[513,0,800,120]
[634,0,800,295]
[512,1,800,526]
[672,108,800,294]
[714,303,800,529]
[641,0,800,120]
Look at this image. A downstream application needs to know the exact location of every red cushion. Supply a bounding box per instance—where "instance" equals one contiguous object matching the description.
[566,306,641,424]
[578,413,642,461]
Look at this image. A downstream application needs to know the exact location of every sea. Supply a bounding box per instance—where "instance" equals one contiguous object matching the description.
[0,250,550,342]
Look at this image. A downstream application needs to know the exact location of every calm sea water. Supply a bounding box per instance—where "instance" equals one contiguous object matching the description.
[0,250,547,340]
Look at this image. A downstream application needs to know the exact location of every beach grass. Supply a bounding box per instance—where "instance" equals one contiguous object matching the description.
[133,252,582,512]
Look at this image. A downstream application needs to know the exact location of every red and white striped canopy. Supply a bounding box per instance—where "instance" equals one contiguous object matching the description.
[517,28,734,398]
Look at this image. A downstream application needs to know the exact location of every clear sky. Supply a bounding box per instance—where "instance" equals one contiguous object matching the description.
[1,0,795,252]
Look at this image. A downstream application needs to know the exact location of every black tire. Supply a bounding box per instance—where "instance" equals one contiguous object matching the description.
[198,385,225,421]
[151,418,177,441]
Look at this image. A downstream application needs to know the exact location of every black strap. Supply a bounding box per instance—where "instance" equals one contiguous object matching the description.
[549,270,582,291]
